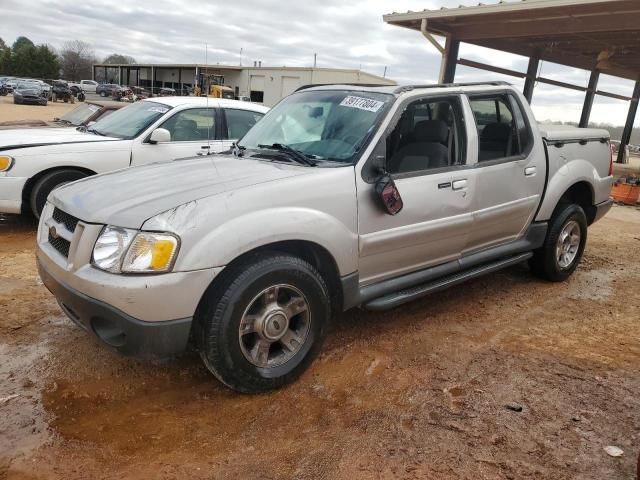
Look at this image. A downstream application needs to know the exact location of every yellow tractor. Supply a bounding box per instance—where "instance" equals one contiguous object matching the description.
[197,73,235,99]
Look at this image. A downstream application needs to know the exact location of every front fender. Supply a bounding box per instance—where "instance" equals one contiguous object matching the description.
[147,205,359,276]
[536,157,612,221]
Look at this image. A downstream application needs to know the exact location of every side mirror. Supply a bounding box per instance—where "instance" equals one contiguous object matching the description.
[149,128,171,144]
[375,173,403,215]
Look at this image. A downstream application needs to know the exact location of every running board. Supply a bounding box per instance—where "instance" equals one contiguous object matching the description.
[363,253,533,311]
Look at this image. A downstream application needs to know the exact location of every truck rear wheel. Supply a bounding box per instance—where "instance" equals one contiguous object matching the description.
[197,252,330,393]
[29,169,89,218]
[530,203,587,282]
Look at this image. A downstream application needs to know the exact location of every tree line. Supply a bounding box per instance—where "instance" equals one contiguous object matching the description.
[0,36,136,81]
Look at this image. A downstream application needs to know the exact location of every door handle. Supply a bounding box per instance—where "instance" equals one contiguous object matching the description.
[524,166,537,176]
[197,145,211,156]
[452,179,468,191]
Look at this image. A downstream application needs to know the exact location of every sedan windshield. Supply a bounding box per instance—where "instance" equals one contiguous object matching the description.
[238,89,393,164]
[90,101,170,139]
[59,103,101,126]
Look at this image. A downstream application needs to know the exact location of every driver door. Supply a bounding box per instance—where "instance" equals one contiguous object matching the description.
[356,95,476,285]
[131,107,223,166]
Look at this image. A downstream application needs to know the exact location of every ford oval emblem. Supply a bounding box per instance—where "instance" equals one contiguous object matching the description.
[49,225,58,239]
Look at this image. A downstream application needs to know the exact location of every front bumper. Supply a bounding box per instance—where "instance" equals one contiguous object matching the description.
[16,96,47,105]
[0,176,27,214]
[38,257,194,357]
[592,198,613,224]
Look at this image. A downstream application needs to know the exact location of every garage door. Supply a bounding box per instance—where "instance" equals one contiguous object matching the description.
[281,76,301,97]
[250,75,265,92]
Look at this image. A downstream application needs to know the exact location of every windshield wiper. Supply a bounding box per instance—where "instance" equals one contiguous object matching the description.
[257,143,317,166]
[87,127,106,136]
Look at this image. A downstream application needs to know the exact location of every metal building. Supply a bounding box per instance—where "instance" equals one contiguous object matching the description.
[91,63,396,106]
[384,0,640,163]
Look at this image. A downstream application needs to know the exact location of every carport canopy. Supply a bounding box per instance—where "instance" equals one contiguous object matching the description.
[383,0,640,162]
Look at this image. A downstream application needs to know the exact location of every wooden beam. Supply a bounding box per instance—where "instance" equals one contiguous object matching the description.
[535,76,586,92]
[580,71,599,128]
[441,37,460,84]
[617,80,640,163]
[457,58,525,79]
[523,56,540,103]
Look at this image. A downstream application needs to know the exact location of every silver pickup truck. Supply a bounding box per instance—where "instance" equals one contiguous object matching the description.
[36,82,613,392]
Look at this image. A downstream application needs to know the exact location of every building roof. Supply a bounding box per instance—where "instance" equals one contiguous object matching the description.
[384,0,640,81]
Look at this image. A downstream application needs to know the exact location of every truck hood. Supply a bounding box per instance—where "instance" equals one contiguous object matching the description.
[0,127,119,151]
[50,155,312,228]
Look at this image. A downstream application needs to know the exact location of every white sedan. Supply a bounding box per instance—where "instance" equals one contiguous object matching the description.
[0,97,269,217]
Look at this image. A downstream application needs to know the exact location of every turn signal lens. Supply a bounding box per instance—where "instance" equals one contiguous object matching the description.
[121,232,179,273]
[0,155,14,172]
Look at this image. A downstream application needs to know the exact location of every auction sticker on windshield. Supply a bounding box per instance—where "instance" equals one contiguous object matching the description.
[340,96,385,113]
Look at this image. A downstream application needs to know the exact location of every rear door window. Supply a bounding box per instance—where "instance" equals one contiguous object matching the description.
[469,94,532,162]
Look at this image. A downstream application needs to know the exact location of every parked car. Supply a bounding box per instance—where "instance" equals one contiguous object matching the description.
[0,101,124,129]
[96,84,120,97]
[111,85,133,101]
[0,78,10,96]
[68,79,98,94]
[0,97,268,216]
[130,86,151,100]
[13,80,48,105]
[236,95,251,102]
[1,77,18,93]
[50,80,73,103]
[158,87,176,96]
[33,82,614,393]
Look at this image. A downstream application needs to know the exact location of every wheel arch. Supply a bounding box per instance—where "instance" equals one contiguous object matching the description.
[554,181,596,224]
[195,239,344,320]
[21,166,97,214]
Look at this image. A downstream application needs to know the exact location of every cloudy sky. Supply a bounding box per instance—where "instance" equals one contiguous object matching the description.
[2,0,637,127]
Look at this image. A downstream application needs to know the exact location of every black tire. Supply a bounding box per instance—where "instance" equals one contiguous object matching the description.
[77,92,85,102]
[197,252,331,393]
[29,169,89,218]
[529,203,588,282]
[100,91,106,97]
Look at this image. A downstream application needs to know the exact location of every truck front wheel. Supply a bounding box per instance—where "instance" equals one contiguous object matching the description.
[29,169,89,218]
[197,253,330,393]
[530,203,588,282]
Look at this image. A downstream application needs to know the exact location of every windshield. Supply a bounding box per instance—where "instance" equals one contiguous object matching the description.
[90,101,170,139]
[59,103,101,126]
[17,81,40,90]
[238,89,393,164]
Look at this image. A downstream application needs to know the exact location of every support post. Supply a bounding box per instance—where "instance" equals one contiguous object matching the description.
[440,36,460,84]
[151,66,155,95]
[118,66,122,85]
[617,80,640,163]
[579,71,600,128]
[523,56,539,104]
[104,66,107,83]
[178,68,182,93]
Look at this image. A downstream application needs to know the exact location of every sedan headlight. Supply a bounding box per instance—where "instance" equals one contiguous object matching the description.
[14,90,22,96]
[92,226,179,274]
[0,155,13,172]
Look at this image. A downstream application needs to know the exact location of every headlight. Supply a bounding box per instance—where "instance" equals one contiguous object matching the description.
[92,226,179,274]
[0,155,13,172]
[121,232,179,273]
[92,226,136,273]
[14,90,22,96]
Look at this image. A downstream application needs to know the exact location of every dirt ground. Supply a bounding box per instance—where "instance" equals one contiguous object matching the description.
[0,205,638,480]
[0,96,77,123]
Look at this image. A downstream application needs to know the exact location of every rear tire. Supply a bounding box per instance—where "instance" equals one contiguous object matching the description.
[197,252,331,393]
[529,203,588,282]
[100,91,106,97]
[29,169,89,218]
